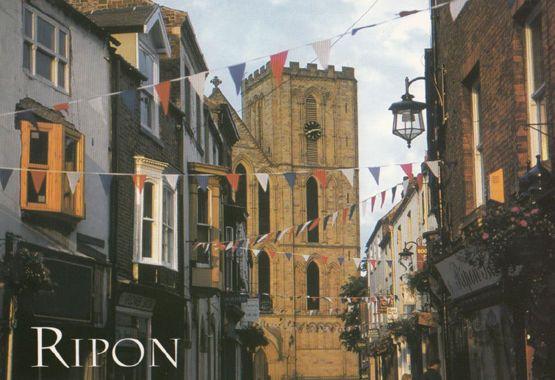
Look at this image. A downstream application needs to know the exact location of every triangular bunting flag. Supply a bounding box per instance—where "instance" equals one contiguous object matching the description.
[308,218,319,231]
[66,172,80,194]
[165,174,179,190]
[16,110,37,127]
[0,168,13,190]
[252,249,260,257]
[353,258,362,269]
[340,168,354,187]
[257,233,269,244]
[323,215,331,230]
[402,178,410,197]
[228,63,246,95]
[387,260,393,268]
[338,256,345,265]
[189,71,208,98]
[299,220,312,235]
[313,169,327,190]
[450,0,468,20]
[371,196,376,212]
[331,211,339,226]
[120,89,136,112]
[133,174,147,194]
[268,249,276,259]
[370,259,377,269]
[380,191,386,208]
[311,39,331,68]
[426,160,440,178]
[255,173,269,192]
[302,255,310,262]
[197,175,209,190]
[226,173,240,192]
[417,173,424,191]
[89,97,107,124]
[154,81,171,115]
[99,174,112,195]
[274,230,282,243]
[226,241,234,250]
[321,255,328,265]
[296,223,304,236]
[276,227,291,242]
[284,172,296,189]
[53,102,69,113]
[285,253,292,261]
[270,50,288,86]
[30,170,46,194]
[400,163,414,180]
[349,204,357,220]
[391,186,397,203]
[368,167,380,185]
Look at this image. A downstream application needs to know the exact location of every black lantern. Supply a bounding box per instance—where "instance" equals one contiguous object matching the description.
[389,77,427,148]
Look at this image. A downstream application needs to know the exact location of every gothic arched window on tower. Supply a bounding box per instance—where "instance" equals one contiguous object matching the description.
[306,177,319,242]
[236,164,247,210]
[307,261,320,310]
[258,181,270,234]
[258,251,271,311]
[305,96,319,164]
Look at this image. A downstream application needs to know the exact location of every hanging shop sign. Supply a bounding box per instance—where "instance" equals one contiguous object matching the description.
[435,247,500,299]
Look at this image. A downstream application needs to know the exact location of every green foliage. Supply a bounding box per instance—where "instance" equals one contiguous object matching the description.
[1,247,52,296]
[339,275,368,352]
[238,325,268,353]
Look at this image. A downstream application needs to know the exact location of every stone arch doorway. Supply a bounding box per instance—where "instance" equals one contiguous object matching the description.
[254,349,270,380]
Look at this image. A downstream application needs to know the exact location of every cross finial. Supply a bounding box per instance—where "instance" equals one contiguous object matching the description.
[211,76,222,88]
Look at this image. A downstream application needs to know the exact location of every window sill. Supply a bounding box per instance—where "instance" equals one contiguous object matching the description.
[134,259,178,272]
[139,126,164,147]
[23,69,70,97]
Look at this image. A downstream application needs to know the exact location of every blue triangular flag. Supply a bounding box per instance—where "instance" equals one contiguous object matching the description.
[338,256,345,265]
[387,260,393,268]
[99,174,112,195]
[284,172,296,189]
[391,186,397,203]
[228,63,246,95]
[0,169,13,190]
[15,110,37,129]
[197,175,209,190]
[368,167,380,185]
[120,90,136,112]
[285,253,292,261]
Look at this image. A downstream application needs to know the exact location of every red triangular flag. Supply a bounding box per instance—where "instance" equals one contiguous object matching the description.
[226,173,240,192]
[155,81,171,115]
[133,174,147,193]
[417,173,424,191]
[371,196,376,212]
[400,163,414,180]
[342,208,349,223]
[270,50,288,86]
[321,255,328,265]
[30,170,46,194]
[53,103,69,113]
[313,169,327,190]
[308,218,319,231]
[268,249,276,260]
[380,190,386,207]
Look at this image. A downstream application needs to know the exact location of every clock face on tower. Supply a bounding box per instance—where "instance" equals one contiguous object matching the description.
[304,121,322,140]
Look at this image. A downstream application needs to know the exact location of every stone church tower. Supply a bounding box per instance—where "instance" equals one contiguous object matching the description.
[210,62,360,379]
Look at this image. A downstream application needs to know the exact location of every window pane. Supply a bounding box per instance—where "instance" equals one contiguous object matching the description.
[29,130,49,165]
[138,49,154,85]
[142,220,153,258]
[24,9,33,38]
[140,91,153,128]
[530,16,544,89]
[143,183,153,218]
[64,136,77,171]
[36,49,53,81]
[58,30,67,58]
[58,62,66,89]
[23,42,32,71]
[37,16,54,50]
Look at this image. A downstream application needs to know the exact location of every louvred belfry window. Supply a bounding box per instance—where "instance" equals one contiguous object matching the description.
[306,96,318,164]
[20,121,84,220]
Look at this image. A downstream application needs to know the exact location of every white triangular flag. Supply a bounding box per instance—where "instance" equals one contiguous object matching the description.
[165,174,179,190]
[302,254,310,262]
[324,297,332,303]
[311,39,331,69]
[353,258,362,268]
[426,160,441,179]
[189,71,208,98]
[257,233,269,244]
[276,226,292,242]
[450,0,468,20]
[331,211,339,226]
[89,97,107,125]
[299,220,312,234]
[340,168,354,187]
[66,172,80,194]
[252,249,260,257]
[226,241,234,250]
[255,173,269,192]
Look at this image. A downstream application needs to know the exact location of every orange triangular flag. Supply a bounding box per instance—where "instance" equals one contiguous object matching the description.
[268,249,277,260]
[30,170,46,194]
[321,255,328,265]
[133,174,147,193]
[270,50,288,86]
[308,218,319,231]
[155,81,171,115]
[226,173,240,192]
[313,169,327,190]
[53,103,69,113]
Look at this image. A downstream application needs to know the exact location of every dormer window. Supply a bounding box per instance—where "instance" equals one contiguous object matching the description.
[139,43,159,135]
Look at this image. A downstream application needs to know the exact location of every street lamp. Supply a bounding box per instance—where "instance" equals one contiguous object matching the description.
[389,76,426,148]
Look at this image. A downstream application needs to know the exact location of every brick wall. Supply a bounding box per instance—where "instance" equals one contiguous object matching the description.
[429,0,555,235]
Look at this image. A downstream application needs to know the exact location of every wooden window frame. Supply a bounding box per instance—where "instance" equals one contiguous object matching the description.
[20,121,84,219]
[471,82,486,207]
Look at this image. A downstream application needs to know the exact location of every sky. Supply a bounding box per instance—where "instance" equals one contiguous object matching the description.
[159,0,431,255]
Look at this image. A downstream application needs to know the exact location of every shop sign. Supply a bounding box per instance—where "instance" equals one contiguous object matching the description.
[119,292,156,312]
[417,312,436,327]
[435,247,500,299]
[242,298,260,323]
[368,328,380,339]
[222,293,248,307]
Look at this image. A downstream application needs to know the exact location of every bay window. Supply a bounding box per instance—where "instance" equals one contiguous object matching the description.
[134,157,178,270]
[23,5,69,91]
[196,187,211,266]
